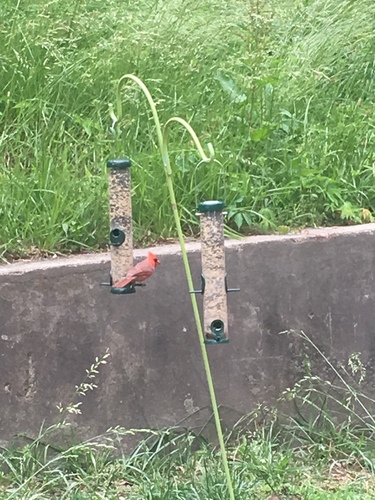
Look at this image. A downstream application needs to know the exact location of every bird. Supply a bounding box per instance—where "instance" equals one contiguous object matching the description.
[112,251,160,288]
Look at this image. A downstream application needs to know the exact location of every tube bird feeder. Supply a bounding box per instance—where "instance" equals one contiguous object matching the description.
[195,200,230,344]
[106,159,133,289]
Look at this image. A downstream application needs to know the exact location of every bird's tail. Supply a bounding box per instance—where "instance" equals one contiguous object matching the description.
[112,276,135,288]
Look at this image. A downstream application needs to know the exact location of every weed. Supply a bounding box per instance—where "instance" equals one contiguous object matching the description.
[0,0,374,259]
[2,333,375,498]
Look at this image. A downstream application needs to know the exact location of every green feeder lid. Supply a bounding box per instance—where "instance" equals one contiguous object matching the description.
[107,159,131,169]
[197,200,225,213]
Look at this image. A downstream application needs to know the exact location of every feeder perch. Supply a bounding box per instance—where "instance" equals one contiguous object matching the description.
[110,282,146,295]
[194,200,236,344]
[106,158,133,285]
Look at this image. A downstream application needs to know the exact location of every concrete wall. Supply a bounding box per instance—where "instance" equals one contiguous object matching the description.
[1,224,375,445]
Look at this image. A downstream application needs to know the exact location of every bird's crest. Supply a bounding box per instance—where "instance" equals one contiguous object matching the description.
[148,251,161,266]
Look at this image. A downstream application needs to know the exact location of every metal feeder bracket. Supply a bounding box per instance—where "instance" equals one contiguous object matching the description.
[190,274,206,295]
[100,273,113,287]
[225,275,240,293]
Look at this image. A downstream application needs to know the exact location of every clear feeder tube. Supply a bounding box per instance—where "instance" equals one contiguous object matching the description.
[197,200,228,343]
[107,159,133,283]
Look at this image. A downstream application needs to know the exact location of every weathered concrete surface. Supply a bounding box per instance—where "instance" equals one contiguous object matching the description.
[1,224,375,444]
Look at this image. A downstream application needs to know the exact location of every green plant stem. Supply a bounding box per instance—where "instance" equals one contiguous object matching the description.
[115,74,235,500]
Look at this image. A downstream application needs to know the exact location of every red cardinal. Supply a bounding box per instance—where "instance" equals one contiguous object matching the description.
[112,251,160,288]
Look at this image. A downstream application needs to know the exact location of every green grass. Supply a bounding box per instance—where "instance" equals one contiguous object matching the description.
[1,332,375,499]
[0,0,374,259]
[1,419,375,499]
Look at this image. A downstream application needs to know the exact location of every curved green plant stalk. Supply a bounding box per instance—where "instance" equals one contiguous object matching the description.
[114,74,235,500]
[163,116,211,161]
